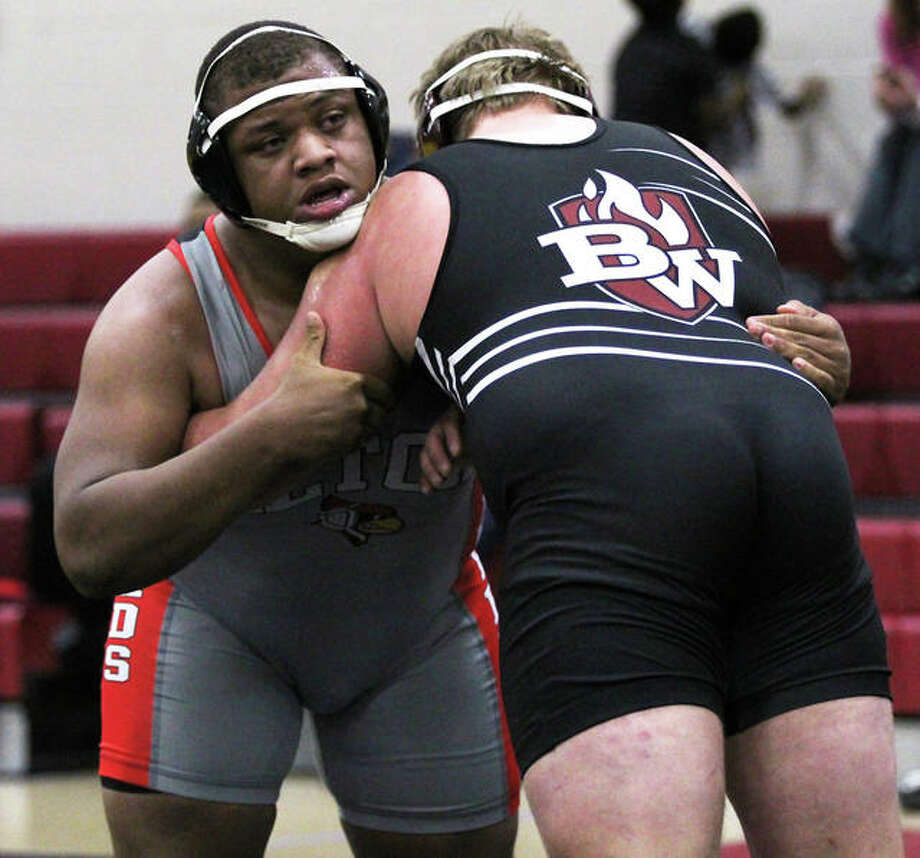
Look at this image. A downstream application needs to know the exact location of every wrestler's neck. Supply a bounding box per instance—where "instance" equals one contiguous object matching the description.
[466,102,596,145]
[215,212,320,300]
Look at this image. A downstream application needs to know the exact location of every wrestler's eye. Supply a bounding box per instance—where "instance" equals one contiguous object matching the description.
[319,110,347,133]
[256,134,285,153]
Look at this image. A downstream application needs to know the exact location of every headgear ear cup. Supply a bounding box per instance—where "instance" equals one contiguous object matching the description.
[186,21,389,220]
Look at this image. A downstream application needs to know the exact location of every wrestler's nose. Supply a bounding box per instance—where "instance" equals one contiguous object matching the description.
[292,128,335,173]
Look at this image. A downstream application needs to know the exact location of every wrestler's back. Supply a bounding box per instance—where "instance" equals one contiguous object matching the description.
[409,120,859,595]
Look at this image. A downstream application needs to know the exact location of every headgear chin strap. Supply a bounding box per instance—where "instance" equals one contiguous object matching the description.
[418,48,598,154]
[240,168,386,253]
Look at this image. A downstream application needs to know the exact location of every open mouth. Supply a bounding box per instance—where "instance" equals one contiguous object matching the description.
[296,181,352,220]
[306,186,345,205]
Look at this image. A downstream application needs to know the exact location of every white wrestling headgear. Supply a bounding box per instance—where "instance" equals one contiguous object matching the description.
[417,48,598,154]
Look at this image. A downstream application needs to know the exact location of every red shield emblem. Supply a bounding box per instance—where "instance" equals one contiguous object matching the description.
[543,171,737,324]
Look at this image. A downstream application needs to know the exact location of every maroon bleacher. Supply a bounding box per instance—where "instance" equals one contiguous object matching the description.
[835,404,920,496]
[0,230,171,304]
[767,212,851,285]
[0,307,100,390]
[0,229,172,720]
[888,615,920,714]
[0,401,35,485]
[0,603,25,698]
[824,302,920,398]
[1,218,919,735]
[39,404,73,457]
[0,497,29,599]
[860,519,920,615]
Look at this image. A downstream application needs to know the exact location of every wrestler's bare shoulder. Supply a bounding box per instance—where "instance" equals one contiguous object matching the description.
[95,247,202,330]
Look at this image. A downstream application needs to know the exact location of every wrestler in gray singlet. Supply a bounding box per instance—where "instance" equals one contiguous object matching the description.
[98,218,518,832]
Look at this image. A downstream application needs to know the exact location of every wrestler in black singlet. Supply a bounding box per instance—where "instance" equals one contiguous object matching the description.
[407,119,890,774]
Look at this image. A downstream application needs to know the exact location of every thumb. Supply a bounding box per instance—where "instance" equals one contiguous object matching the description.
[296,311,327,363]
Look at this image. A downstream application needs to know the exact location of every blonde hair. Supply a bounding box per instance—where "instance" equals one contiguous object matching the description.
[412,24,593,144]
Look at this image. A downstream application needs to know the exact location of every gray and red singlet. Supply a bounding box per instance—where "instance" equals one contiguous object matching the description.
[98,215,519,830]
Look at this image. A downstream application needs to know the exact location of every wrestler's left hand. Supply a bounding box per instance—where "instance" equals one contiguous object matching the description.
[746,299,850,405]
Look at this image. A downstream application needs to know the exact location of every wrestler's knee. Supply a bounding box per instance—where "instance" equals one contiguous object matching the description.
[341,816,517,858]
[103,787,275,858]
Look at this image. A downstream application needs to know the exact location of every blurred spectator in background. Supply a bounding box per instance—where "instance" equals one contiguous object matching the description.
[841,0,920,299]
[610,0,726,150]
[611,1,831,305]
[610,1,823,168]
[705,6,827,173]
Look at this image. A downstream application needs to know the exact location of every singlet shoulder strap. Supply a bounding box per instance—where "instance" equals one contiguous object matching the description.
[173,216,269,401]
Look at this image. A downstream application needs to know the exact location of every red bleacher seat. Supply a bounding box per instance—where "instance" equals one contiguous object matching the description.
[0,603,25,698]
[0,497,29,589]
[825,302,920,398]
[0,307,99,390]
[0,230,172,305]
[880,404,920,496]
[835,405,884,496]
[765,213,850,284]
[886,614,920,715]
[0,401,35,485]
[861,519,920,614]
[835,404,920,496]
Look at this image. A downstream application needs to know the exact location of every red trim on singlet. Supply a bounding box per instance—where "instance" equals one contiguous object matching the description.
[166,238,191,279]
[203,215,273,356]
[168,215,274,358]
[452,482,522,816]
[98,580,174,787]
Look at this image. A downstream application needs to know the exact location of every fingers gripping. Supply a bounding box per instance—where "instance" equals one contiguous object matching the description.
[746,302,850,404]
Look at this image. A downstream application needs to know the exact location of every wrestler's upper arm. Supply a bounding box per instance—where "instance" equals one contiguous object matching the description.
[55,251,199,498]
[355,170,451,364]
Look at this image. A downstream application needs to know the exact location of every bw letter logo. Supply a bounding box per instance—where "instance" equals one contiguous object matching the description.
[538,171,741,324]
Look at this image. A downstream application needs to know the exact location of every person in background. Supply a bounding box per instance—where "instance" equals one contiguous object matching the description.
[705,6,827,174]
[842,0,920,299]
[610,0,733,152]
[178,188,220,231]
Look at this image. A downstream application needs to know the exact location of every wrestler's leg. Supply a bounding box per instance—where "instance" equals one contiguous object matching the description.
[103,788,275,858]
[314,563,518,858]
[726,696,903,858]
[341,817,516,858]
[99,584,302,857]
[523,705,726,858]
[724,382,902,855]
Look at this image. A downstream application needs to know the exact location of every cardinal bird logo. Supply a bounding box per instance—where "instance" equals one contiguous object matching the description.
[316,495,404,546]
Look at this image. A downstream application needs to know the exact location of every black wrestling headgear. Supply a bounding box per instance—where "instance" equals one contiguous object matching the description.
[187,21,389,220]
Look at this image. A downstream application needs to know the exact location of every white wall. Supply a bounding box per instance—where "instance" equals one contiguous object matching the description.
[0,0,886,229]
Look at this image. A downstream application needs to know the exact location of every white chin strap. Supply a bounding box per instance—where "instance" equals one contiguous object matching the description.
[240,168,386,253]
